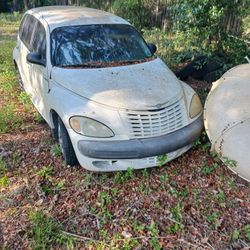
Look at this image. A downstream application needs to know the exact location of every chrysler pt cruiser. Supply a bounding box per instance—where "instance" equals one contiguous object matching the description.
[13,6,203,171]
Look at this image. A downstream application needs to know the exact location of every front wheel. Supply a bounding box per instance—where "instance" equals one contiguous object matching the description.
[58,117,78,166]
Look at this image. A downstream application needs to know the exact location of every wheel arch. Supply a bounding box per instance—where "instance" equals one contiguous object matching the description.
[50,109,60,140]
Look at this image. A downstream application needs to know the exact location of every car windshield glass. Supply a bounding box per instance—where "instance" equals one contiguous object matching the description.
[51,24,153,68]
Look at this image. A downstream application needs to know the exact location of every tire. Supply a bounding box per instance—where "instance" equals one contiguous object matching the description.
[58,116,78,166]
[204,68,224,83]
[176,56,207,80]
[191,60,223,79]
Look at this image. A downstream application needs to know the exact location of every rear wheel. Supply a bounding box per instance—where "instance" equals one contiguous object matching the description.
[57,116,78,166]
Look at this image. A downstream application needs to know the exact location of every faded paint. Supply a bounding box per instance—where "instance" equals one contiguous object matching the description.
[51,58,183,110]
[28,6,129,31]
[204,64,250,181]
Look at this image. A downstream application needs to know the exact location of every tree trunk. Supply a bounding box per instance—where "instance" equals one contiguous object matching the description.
[23,0,30,9]
[56,0,69,4]
[13,0,19,11]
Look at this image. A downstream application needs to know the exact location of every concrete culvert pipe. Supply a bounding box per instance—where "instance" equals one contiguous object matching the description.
[204,64,250,182]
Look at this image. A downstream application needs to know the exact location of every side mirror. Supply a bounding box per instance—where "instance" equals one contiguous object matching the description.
[147,43,157,54]
[26,52,46,67]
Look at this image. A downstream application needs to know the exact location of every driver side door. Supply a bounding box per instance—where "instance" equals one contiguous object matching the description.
[28,19,49,117]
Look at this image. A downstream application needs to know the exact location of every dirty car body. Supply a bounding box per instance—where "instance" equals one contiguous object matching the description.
[13,6,203,171]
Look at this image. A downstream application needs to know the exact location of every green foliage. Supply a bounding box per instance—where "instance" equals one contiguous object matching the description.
[147,221,161,250]
[0,157,9,189]
[18,91,34,112]
[222,157,237,168]
[0,175,9,188]
[113,167,136,183]
[0,157,7,176]
[206,211,220,228]
[171,0,249,67]
[157,154,168,167]
[242,224,250,242]
[201,162,219,176]
[112,0,151,30]
[37,166,53,179]
[166,203,184,233]
[51,144,62,157]
[0,103,23,133]
[29,211,75,249]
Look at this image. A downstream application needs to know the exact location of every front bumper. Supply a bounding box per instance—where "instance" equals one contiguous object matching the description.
[78,115,203,159]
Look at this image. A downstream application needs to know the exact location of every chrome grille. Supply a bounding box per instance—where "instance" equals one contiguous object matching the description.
[121,99,188,138]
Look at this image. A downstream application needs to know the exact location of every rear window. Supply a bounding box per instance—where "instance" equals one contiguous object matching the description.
[32,21,46,60]
[20,14,37,50]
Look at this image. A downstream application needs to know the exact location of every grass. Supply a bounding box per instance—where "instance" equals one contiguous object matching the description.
[29,211,75,249]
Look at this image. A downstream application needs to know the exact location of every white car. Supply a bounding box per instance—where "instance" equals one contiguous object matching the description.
[13,6,203,171]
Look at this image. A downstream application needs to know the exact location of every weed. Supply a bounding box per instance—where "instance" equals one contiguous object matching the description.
[171,188,189,199]
[171,203,183,223]
[0,157,7,176]
[142,168,148,178]
[210,151,220,161]
[232,229,240,240]
[215,190,226,204]
[166,222,184,234]
[41,180,65,195]
[193,131,210,150]
[135,182,145,193]
[99,190,112,207]
[201,162,219,176]
[0,175,9,188]
[166,203,184,233]
[113,167,135,183]
[157,154,168,167]
[82,172,93,187]
[37,166,53,179]
[193,189,200,205]
[222,157,237,168]
[147,221,161,250]
[125,167,136,180]
[242,224,250,241]
[33,112,44,123]
[132,220,145,233]
[18,91,33,112]
[159,172,169,183]
[10,151,21,166]
[206,212,220,228]
[51,144,62,157]
[228,177,237,189]
[29,211,75,249]
[0,103,22,133]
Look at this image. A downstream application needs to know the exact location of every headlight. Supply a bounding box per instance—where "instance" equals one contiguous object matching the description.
[189,94,202,118]
[69,116,114,138]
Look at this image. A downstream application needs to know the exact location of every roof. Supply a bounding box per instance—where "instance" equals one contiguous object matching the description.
[28,6,129,30]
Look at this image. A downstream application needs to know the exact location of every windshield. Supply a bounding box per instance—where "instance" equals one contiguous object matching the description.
[51,24,153,68]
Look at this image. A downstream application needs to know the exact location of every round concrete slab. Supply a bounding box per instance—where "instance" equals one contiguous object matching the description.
[204,64,250,181]
[214,119,250,181]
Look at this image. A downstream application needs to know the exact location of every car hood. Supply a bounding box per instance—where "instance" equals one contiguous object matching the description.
[51,58,183,110]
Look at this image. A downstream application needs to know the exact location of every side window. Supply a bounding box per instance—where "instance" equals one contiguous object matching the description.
[19,15,28,40]
[20,14,37,50]
[32,21,46,61]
